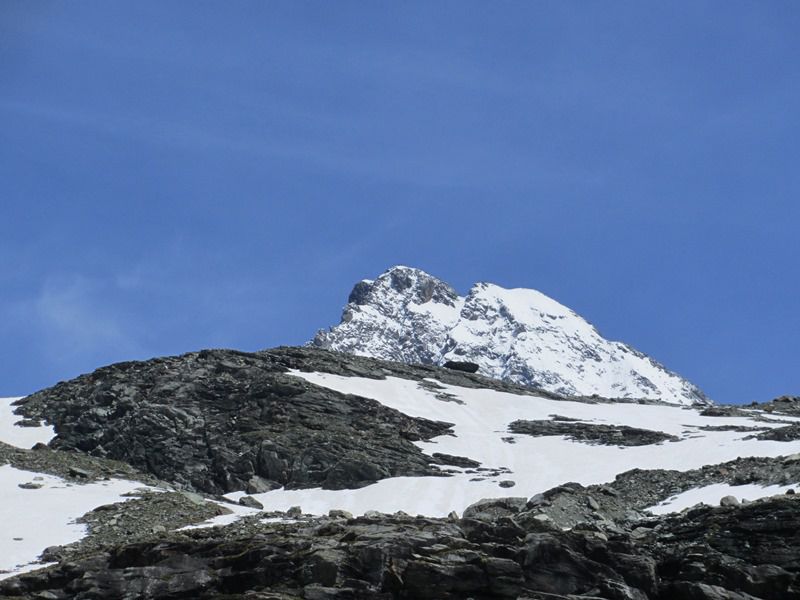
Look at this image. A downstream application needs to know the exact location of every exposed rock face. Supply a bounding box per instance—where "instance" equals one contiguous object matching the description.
[13,348,455,495]
[508,419,679,446]
[443,360,480,374]
[312,266,710,405]
[748,424,800,442]
[511,455,800,530]
[4,343,800,596]
[3,494,798,599]
[747,395,800,417]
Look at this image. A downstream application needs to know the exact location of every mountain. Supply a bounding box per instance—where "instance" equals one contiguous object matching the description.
[313,266,709,406]
[2,347,800,598]
[3,268,800,598]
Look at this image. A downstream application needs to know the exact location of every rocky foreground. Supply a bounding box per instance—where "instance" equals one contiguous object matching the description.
[1,491,798,599]
[12,346,644,498]
[4,346,800,598]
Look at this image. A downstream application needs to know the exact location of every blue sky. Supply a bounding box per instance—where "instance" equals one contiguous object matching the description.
[1,2,798,403]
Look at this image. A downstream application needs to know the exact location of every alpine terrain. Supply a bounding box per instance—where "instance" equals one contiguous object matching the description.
[0,269,798,599]
[313,266,708,405]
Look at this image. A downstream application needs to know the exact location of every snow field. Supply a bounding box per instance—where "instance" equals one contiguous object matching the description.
[0,397,161,579]
[226,372,800,517]
[0,465,154,580]
[647,482,796,515]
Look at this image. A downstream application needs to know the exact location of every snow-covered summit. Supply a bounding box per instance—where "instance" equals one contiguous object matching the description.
[312,266,710,406]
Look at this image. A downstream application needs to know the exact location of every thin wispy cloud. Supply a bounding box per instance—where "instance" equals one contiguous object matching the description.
[32,276,141,362]
[2,2,798,402]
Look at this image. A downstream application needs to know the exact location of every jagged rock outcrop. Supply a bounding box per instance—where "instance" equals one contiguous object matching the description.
[508,419,679,447]
[2,494,798,599]
[4,343,800,596]
[312,266,710,405]
[13,348,456,495]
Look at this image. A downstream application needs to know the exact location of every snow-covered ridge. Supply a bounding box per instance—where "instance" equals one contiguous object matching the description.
[312,266,709,406]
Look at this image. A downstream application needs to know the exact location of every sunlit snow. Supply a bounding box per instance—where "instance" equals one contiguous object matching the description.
[224,372,800,517]
[0,397,158,580]
[0,466,154,580]
[0,397,55,449]
[178,501,262,530]
[647,482,795,515]
[315,267,708,404]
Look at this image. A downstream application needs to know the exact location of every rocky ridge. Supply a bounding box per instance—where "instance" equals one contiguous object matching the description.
[312,266,709,405]
[507,420,679,447]
[13,348,460,495]
[4,346,800,597]
[8,345,724,500]
[2,491,798,599]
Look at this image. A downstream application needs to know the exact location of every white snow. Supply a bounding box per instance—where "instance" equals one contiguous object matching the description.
[647,482,795,515]
[0,465,155,580]
[446,282,705,404]
[0,397,55,449]
[226,371,800,518]
[178,501,262,530]
[1,399,164,579]
[314,266,708,405]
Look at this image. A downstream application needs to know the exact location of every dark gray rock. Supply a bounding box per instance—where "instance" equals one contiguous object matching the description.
[238,495,264,509]
[748,424,800,442]
[5,495,799,599]
[746,395,800,418]
[700,406,748,417]
[720,495,740,507]
[245,475,282,494]
[13,348,456,494]
[17,482,43,489]
[431,452,481,468]
[462,496,528,521]
[442,360,479,374]
[68,466,91,479]
[509,419,679,446]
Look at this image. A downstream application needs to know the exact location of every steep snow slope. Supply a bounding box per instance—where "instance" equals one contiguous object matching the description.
[313,266,708,405]
[224,372,797,517]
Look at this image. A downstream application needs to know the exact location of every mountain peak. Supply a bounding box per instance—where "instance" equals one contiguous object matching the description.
[346,266,459,308]
[313,267,710,406]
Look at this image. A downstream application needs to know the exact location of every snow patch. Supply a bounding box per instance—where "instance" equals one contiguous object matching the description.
[0,397,55,449]
[0,465,154,580]
[224,371,799,518]
[178,501,262,531]
[647,482,796,515]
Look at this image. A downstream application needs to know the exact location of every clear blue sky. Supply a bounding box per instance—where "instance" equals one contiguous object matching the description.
[2,2,798,403]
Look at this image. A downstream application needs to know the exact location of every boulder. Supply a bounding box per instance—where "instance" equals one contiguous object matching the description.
[442,361,480,374]
[238,495,264,509]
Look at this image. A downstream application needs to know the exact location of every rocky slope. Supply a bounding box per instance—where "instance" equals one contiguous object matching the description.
[5,347,800,597]
[312,266,709,405]
[13,349,457,495]
[2,492,798,599]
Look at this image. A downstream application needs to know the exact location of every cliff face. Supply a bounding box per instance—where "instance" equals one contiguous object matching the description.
[4,493,800,600]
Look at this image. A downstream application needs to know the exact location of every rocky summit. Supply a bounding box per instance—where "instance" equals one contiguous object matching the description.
[312,266,709,405]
